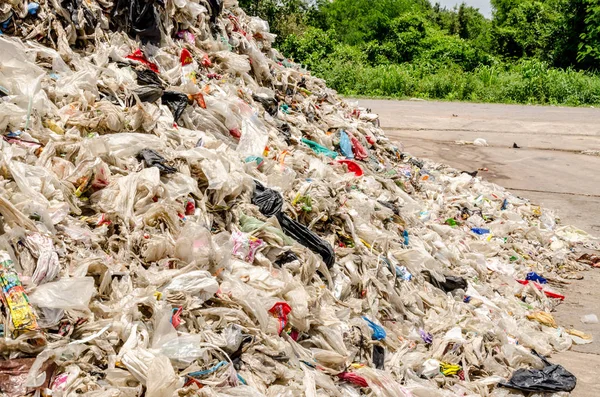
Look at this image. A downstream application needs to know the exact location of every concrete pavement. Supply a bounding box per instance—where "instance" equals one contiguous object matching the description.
[356,99,600,397]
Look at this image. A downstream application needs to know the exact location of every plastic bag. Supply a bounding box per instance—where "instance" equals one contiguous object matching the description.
[349,133,369,160]
[174,223,214,267]
[337,160,363,176]
[207,0,223,24]
[146,355,181,397]
[159,334,206,368]
[134,85,164,103]
[425,271,467,293]
[252,182,283,217]
[373,345,385,370]
[28,277,95,310]
[363,317,386,340]
[238,114,269,158]
[163,270,218,303]
[253,93,278,116]
[339,130,353,159]
[112,0,161,44]
[251,183,334,267]
[162,91,190,122]
[301,138,338,159]
[0,358,53,397]
[277,213,335,268]
[23,233,60,285]
[499,350,577,392]
[138,148,177,174]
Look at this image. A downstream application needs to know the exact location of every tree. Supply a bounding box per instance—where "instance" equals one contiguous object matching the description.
[578,0,600,69]
[490,0,564,61]
[317,0,430,45]
[237,0,316,42]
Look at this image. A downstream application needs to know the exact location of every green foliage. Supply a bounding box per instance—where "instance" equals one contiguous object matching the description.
[578,0,600,67]
[316,0,430,45]
[490,0,564,60]
[241,0,600,106]
[238,0,317,41]
[313,58,600,105]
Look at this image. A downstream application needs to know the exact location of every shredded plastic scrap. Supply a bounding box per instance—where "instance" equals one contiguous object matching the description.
[0,1,598,396]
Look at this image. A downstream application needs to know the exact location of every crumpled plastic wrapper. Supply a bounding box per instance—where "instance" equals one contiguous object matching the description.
[0,0,597,396]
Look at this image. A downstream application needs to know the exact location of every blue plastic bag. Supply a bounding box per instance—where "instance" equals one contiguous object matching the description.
[526,272,547,284]
[471,228,491,235]
[363,316,386,340]
[339,130,354,159]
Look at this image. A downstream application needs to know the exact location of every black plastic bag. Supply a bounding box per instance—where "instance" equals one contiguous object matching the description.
[132,69,164,103]
[251,183,335,268]
[423,271,467,293]
[112,0,162,45]
[373,345,385,370]
[61,0,96,30]
[136,69,163,87]
[161,91,190,123]
[137,149,177,174]
[207,0,223,24]
[277,214,335,268]
[437,275,467,292]
[500,350,576,392]
[133,85,164,103]
[275,251,299,266]
[130,0,161,44]
[253,94,278,116]
[252,182,283,217]
[278,123,292,144]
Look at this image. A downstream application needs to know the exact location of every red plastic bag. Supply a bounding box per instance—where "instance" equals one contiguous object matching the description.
[126,49,159,73]
[337,159,364,176]
[338,372,368,387]
[516,280,565,300]
[349,134,369,160]
[180,49,193,66]
[269,302,292,335]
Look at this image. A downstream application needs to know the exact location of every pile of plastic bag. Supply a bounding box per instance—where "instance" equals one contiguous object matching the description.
[0,1,598,396]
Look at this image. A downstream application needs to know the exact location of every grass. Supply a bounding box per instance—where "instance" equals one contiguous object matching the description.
[313,60,600,106]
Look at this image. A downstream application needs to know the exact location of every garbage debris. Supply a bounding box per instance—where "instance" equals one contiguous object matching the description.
[566,329,594,345]
[474,138,489,147]
[581,150,600,156]
[500,350,577,392]
[0,1,597,396]
[526,271,548,284]
[581,314,599,324]
[577,253,600,267]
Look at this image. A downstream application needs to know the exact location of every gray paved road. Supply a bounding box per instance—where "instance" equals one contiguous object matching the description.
[356,98,600,397]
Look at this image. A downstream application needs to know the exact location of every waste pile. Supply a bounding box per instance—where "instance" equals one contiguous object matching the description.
[0,1,598,396]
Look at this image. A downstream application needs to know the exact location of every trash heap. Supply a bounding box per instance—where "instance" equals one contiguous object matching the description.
[0,1,598,396]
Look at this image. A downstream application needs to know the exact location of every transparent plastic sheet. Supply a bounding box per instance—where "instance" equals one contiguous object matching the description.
[163,270,218,303]
[28,277,95,310]
[146,355,181,397]
[238,114,269,158]
[174,222,215,266]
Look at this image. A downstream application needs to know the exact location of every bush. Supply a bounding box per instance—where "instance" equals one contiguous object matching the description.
[307,55,600,106]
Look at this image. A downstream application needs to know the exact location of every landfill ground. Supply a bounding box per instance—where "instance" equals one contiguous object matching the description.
[356,98,600,397]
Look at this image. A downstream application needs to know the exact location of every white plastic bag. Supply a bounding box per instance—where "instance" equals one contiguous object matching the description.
[146,355,180,397]
[163,270,218,303]
[237,115,269,158]
[29,277,95,310]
